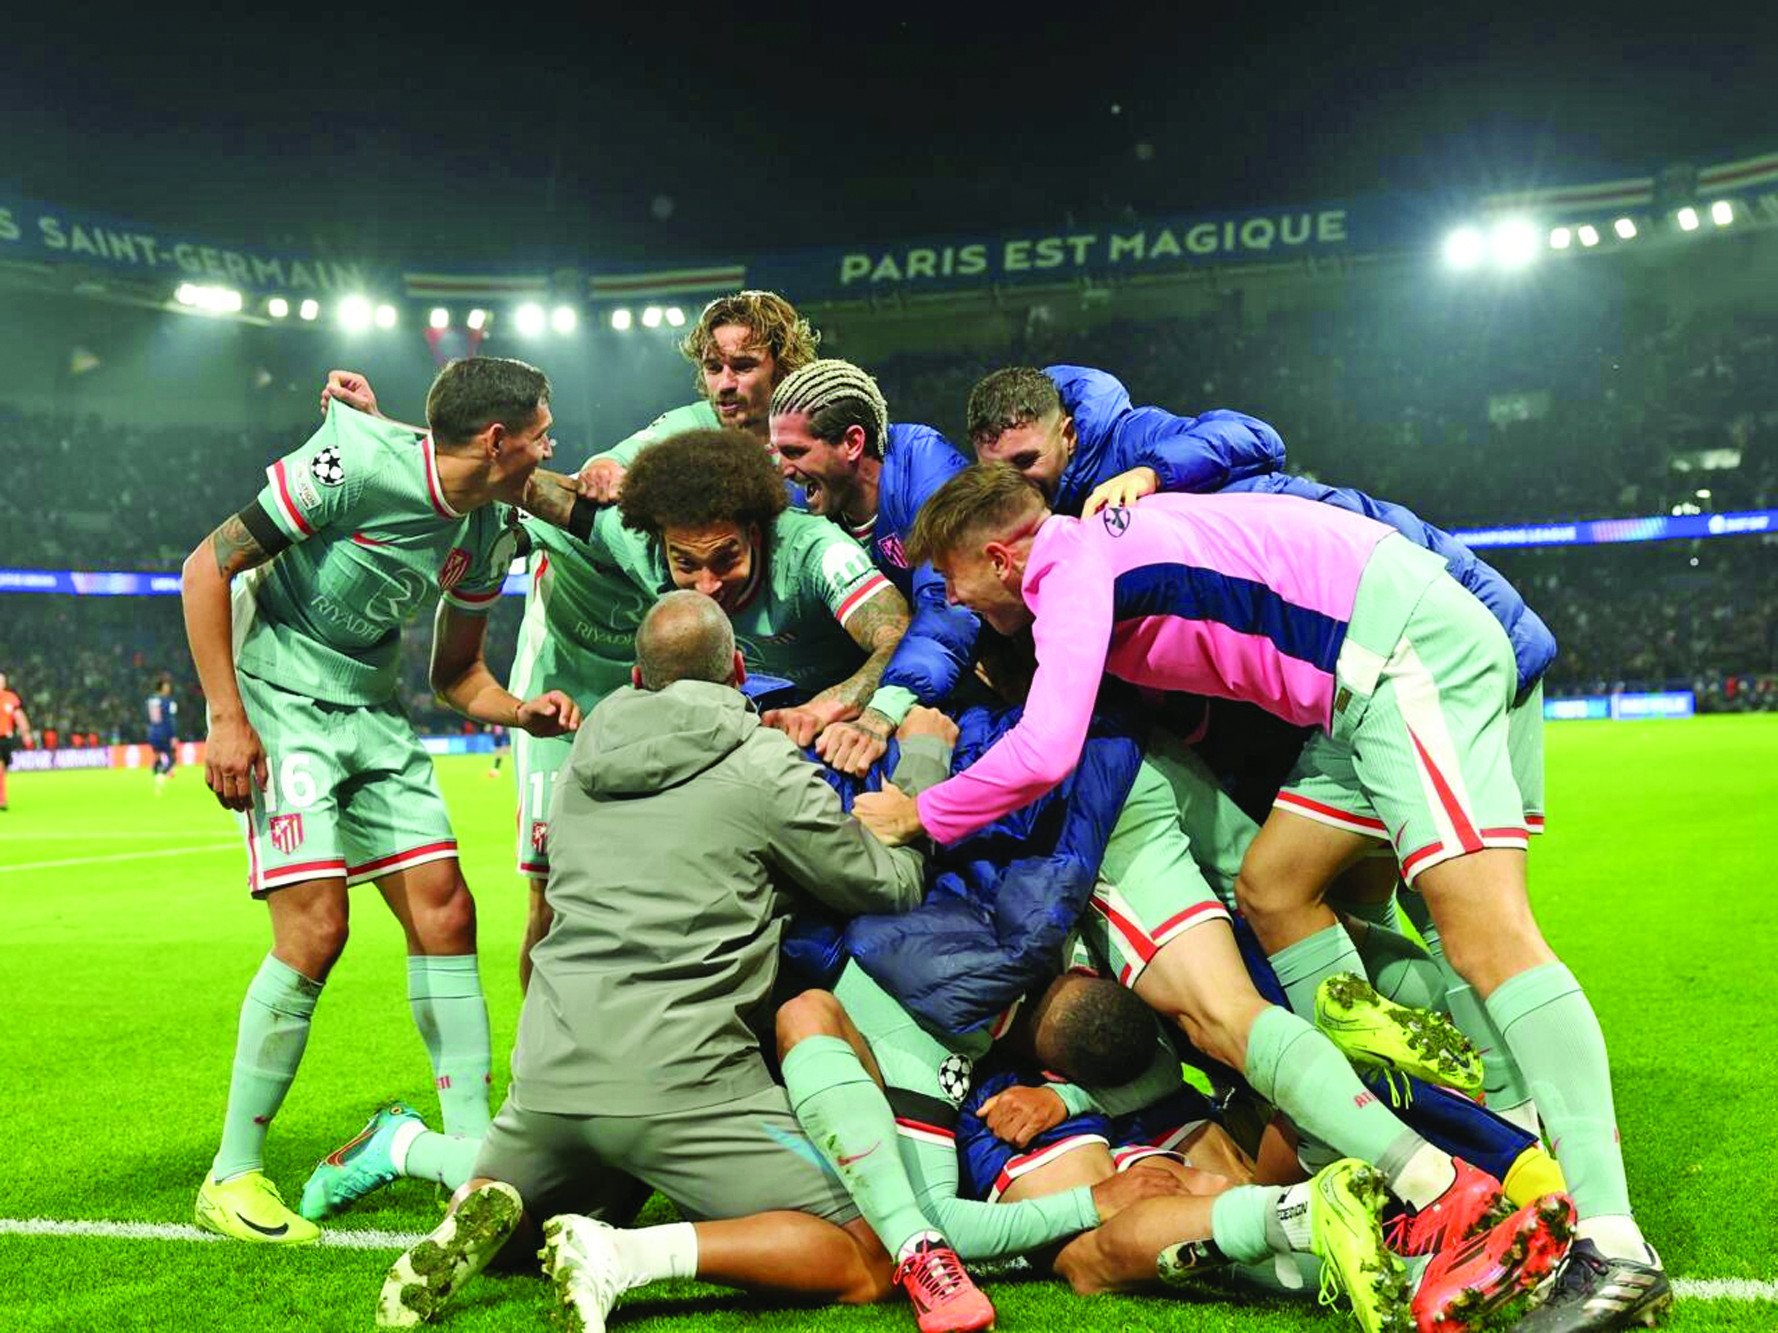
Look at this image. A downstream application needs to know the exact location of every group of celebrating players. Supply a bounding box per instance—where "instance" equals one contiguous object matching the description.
[179,291,1669,1333]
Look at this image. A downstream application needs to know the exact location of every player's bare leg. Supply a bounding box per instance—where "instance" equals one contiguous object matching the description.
[376,859,492,1138]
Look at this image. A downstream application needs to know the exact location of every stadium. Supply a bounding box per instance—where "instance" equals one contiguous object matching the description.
[2,14,1774,1333]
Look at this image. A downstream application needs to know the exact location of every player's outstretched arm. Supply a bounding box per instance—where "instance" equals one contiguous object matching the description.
[429,603,581,737]
[776,586,910,773]
[181,509,288,810]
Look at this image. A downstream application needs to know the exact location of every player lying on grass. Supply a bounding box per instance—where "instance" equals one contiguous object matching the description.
[853,465,1669,1333]
[967,363,1559,1134]
[181,358,583,1246]
[363,593,1007,1330]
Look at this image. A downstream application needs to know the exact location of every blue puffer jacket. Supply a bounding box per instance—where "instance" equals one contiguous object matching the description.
[781,704,1144,1037]
[1046,365,1287,518]
[874,422,980,706]
[1223,474,1557,696]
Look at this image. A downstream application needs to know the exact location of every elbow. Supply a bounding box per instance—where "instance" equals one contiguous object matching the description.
[180,543,212,595]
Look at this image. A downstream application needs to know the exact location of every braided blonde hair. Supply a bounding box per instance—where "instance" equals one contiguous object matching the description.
[769,358,890,458]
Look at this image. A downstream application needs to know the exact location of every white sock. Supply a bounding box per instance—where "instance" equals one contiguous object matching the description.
[387,1119,426,1176]
[895,1229,946,1264]
[1390,1144,1458,1212]
[1575,1214,1651,1264]
[609,1221,699,1286]
[1496,1101,1543,1138]
[1275,1184,1314,1252]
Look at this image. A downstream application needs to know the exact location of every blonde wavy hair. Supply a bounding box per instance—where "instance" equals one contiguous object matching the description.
[679,290,820,394]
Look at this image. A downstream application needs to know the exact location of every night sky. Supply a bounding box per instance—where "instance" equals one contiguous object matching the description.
[6,5,1774,267]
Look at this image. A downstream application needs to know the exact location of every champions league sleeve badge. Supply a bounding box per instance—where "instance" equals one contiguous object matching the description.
[310,445,346,487]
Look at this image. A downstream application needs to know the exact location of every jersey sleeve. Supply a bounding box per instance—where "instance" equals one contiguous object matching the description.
[915,525,1112,844]
[587,403,709,470]
[443,504,521,614]
[252,403,384,543]
[796,519,894,630]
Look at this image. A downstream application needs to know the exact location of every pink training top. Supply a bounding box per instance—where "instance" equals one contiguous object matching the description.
[916,490,1396,845]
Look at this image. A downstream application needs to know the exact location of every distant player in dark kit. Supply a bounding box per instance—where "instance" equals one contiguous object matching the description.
[146,674,179,793]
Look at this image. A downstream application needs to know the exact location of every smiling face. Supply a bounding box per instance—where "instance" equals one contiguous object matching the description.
[490,405,555,498]
[934,543,1034,636]
[974,410,1074,502]
[660,520,762,611]
[770,409,863,519]
[701,323,778,437]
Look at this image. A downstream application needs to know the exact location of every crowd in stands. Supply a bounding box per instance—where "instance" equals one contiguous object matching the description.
[5,275,1776,739]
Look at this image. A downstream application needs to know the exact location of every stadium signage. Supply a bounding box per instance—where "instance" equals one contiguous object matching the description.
[9,742,207,772]
[755,203,1365,298]
[0,191,375,293]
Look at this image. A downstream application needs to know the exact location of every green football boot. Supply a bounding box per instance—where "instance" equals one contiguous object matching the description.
[1316,972,1484,1098]
[300,1103,426,1221]
[1308,1158,1414,1333]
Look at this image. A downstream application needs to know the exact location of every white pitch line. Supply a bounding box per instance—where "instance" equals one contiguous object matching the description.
[2,1218,1774,1300]
[0,842,239,873]
[0,1218,423,1250]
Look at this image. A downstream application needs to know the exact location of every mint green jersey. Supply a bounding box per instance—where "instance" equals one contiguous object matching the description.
[510,401,718,704]
[239,403,516,706]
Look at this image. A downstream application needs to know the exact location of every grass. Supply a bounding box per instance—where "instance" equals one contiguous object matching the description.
[1,714,1774,1331]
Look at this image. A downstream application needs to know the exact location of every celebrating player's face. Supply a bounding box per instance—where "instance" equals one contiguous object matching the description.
[494,407,556,495]
[770,411,856,519]
[976,411,1072,501]
[662,521,761,611]
[937,547,1032,636]
[702,324,778,436]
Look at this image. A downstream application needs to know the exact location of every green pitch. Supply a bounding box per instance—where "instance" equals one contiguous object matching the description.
[2,716,1774,1331]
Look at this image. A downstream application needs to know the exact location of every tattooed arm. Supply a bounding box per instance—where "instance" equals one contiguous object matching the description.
[764,585,912,773]
[519,469,600,538]
[180,507,290,811]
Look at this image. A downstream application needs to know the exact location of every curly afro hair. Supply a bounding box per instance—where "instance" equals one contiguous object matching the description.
[618,428,788,541]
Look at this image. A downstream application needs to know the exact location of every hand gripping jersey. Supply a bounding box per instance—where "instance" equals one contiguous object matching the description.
[916,492,1443,845]
[1045,365,1286,518]
[239,403,514,705]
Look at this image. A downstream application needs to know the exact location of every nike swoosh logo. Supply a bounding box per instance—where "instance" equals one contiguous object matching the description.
[836,1143,880,1167]
[236,1213,290,1237]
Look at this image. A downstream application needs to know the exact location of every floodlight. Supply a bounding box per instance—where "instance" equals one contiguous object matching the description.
[610,308,633,331]
[338,295,373,331]
[299,299,320,321]
[429,307,450,330]
[641,305,663,328]
[267,297,290,318]
[1613,218,1637,240]
[374,303,397,329]
[466,308,488,330]
[216,288,243,313]
[1490,218,1538,269]
[1710,199,1734,226]
[174,283,199,306]
[665,305,686,327]
[514,303,547,336]
[1548,227,1572,250]
[551,305,578,334]
[1577,225,1600,248]
[1676,207,1700,232]
[1442,227,1485,270]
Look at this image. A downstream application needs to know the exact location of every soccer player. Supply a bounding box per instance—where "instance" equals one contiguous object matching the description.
[0,669,32,811]
[856,466,1668,1331]
[181,358,581,1245]
[322,291,820,988]
[768,358,977,775]
[145,674,178,793]
[483,723,509,778]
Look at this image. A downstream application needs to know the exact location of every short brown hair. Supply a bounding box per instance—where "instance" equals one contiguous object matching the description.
[906,462,1047,566]
[619,428,788,541]
[966,366,1063,449]
[425,356,550,448]
[680,291,820,392]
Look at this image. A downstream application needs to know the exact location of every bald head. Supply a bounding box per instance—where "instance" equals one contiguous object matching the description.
[635,590,740,691]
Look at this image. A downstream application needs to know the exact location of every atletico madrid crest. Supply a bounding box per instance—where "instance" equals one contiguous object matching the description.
[530,820,548,854]
[438,547,471,591]
[269,813,305,854]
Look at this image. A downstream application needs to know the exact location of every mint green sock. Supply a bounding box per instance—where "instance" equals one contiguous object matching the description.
[1486,963,1632,1221]
[401,1130,482,1190]
[1269,923,1368,1021]
[407,955,492,1138]
[1210,1184,1286,1264]
[1244,1006,1425,1170]
[782,1035,937,1257]
[1399,898,1533,1112]
[1351,921,1449,1013]
[213,955,322,1182]
[1342,888,1401,931]
[894,1122,1098,1260]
